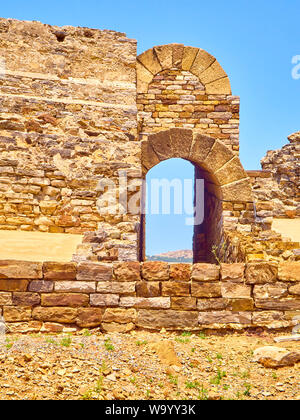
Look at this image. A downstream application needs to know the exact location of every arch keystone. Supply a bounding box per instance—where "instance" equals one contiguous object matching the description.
[169,128,193,159]
[182,46,199,71]
[172,44,185,68]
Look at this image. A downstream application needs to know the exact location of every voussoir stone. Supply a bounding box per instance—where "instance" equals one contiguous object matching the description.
[0,260,42,279]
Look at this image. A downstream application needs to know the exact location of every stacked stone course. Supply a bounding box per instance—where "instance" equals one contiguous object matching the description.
[0,260,299,333]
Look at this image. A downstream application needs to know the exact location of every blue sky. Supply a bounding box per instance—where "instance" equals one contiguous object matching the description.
[1,1,299,254]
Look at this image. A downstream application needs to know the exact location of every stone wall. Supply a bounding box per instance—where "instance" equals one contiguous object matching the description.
[0,18,141,262]
[1,260,299,333]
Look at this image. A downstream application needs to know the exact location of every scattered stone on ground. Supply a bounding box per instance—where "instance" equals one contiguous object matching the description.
[252,346,300,368]
[0,330,299,400]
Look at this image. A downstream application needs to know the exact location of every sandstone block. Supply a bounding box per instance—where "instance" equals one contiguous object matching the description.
[32,307,78,324]
[246,263,278,285]
[252,311,284,324]
[161,282,190,297]
[197,298,227,311]
[113,262,141,282]
[0,280,29,292]
[77,263,112,281]
[136,281,160,297]
[171,297,197,311]
[169,263,191,281]
[198,311,251,325]
[3,306,32,322]
[191,282,221,298]
[120,297,170,309]
[97,282,136,295]
[103,308,137,324]
[221,282,251,299]
[0,292,12,305]
[289,284,300,296]
[29,280,54,293]
[227,298,254,311]
[41,293,89,307]
[278,262,300,282]
[0,260,42,279]
[137,310,199,329]
[142,262,169,281]
[252,346,300,368]
[55,281,96,293]
[12,292,40,307]
[253,283,288,299]
[255,298,300,311]
[221,263,245,282]
[76,308,104,328]
[191,264,219,282]
[90,294,119,307]
[43,262,77,280]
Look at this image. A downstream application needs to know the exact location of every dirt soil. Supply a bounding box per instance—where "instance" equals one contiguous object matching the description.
[0,230,83,262]
[0,330,299,400]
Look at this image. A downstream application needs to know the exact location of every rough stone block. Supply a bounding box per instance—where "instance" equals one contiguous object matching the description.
[161,282,190,297]
[191,264,219,282]
[97,282,136,295]
[90,294,119,307]
[289,284,300,296]
[12,292,40,307]
[197,298,227,311]
[43,262,77,280]
[246,263,278,285]
[32,307,78,323]
[221,282,251,299]
[169,263,191,281]
[142,262,169,281]
[0,292,12,306]
[103,308,137,324]
[77,263,112,281]
[198,311,252,325]
[278,262,300,282]
[113,262,141,282]
[253,283,288,299]
[120,297,170,309]
[29,280,54,293]
[255,299,300,311]
[76,308,104,328]
[171,297,197,311]
[191,282,221,298]
[136,281,160,297]
[221,263,245,282]
[0,280,29,292]
[137,310,199,329]
[55,281,96,294]
[41,293,89,308]
[3,306,32,322]
[0,260,42,279]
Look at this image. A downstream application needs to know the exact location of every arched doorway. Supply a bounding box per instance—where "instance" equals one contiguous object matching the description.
[140,128,253,263]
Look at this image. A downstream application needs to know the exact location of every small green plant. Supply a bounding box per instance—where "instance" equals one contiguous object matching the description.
[272,372,278,380]
[198,332,206,339]
[168,374,178,386]
[60,336,72,347]
[130,376,137,384]
[191,348,196,353]
[45,338,57,345]
[136,340,148,346]
[186,381,200,389]
[6,343,12,350]
[241,370,250,379]
[181,331,192,337]
[175,337,190,344]
[198,385,209,400]
[104,338,115,352]
[212,241,227,265]
[210,369,226,385]
[223,384,230,391]
[243,383,251,397]
[82,329,91,337]
[216,353,223,360]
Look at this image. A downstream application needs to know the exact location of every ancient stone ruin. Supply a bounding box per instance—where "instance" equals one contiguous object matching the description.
[0,18,298,333]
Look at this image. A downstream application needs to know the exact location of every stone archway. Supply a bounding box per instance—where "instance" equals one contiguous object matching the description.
[141,128,253,262]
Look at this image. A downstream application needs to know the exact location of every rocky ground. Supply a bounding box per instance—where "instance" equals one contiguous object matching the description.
[0,329,299,400]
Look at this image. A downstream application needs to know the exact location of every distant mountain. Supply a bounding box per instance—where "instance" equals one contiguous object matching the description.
[146,250,193,263]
